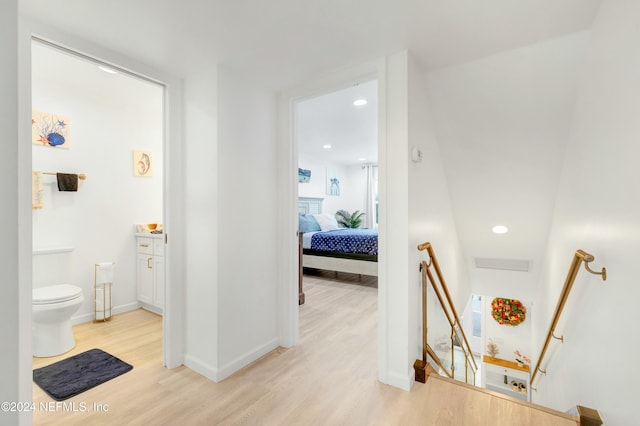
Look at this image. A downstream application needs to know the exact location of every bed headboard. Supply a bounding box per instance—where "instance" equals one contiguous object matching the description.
[298,197,323,214]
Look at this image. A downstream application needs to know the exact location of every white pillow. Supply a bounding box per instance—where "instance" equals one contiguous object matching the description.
[313,213,339,231]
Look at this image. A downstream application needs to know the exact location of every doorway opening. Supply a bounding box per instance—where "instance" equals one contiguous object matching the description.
[295,80,379,349]
[30,38,167,360]
[461,293,484,355]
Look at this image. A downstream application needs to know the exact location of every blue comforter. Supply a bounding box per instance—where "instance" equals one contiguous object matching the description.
[310,229,378,255]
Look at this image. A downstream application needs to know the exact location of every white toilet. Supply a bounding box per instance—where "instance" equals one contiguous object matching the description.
[32,284,84,357]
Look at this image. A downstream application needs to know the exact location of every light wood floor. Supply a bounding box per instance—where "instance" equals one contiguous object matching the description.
[32,274,577,425]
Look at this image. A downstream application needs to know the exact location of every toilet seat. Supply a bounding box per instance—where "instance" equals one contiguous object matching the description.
[33,284,82,305]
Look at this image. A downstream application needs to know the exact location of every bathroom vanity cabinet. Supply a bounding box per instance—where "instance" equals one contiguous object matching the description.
[136,233,164,314]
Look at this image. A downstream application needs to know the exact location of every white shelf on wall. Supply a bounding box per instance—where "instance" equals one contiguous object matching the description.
[482,355,531,402]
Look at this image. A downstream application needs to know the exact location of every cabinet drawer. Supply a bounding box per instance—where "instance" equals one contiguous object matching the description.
[484,362,529,381]
[137,237,154,254]
[154,238,164,256]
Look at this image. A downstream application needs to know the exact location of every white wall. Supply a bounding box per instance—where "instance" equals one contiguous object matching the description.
[344,164,369,217]
[0,1,26,424]
[183,65,220,378]
[472,270,538,304]
[183,65,280,382]
[407,54,471,376]
[533,1,640,423]
[381,51,469,390]
[482,295,532,364]
[216,67,279,378]
[382,51,411,389]
[297,158,365,216]
[31,43,164,322]
[472,270,535,365]
[408,57,470,313]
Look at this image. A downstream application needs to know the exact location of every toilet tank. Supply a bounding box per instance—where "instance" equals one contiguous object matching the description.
[32,247,74,289]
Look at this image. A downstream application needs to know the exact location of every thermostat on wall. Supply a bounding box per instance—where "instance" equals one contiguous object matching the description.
[411,146,423,162]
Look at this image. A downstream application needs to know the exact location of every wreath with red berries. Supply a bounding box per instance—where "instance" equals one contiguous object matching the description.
[491,297,526,326]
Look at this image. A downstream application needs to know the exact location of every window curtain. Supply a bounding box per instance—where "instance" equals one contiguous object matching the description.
[364,163,378,229]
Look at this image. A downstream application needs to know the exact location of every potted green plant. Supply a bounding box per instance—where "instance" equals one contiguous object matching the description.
[335,210,365,228]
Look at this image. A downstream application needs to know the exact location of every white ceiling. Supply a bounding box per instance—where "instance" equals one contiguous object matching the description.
[21,0,604,286]
[297,80,378,166]
[426,31,592,282]
[21,1,601,90]
[31,43,162,112]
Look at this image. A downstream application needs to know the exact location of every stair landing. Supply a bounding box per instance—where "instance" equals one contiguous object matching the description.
[407,374,579,425]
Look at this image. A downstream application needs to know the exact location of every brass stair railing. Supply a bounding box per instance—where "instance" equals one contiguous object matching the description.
[530,249,606,388]
[414,242,478,385]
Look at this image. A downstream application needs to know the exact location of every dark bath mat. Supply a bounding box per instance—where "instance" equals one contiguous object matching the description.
[33,348,133,401]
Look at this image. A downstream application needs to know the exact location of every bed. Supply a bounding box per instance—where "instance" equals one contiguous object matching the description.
[297,197,378,304]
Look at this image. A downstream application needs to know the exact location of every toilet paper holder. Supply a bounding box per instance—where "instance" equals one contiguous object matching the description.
[94,262,115,322]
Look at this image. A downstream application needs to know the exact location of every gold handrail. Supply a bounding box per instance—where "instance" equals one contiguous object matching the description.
[417,260,454,380]
[530,249,606,387]
[415,242,478,383]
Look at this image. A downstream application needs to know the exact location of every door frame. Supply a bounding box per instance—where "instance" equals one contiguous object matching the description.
[22,29,184,369]
[276,58,389,382]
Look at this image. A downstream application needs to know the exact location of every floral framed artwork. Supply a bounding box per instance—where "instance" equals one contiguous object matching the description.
[491,297,526,326]
[133,150,153,177]
[32,110,71,149]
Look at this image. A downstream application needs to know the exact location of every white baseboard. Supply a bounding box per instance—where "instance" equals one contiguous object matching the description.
[138,302,162,315]
[386,369,414,391]
[184,354,219,382]
[184,337,280,383]
[71,302,141,325]
[216,337,280,381]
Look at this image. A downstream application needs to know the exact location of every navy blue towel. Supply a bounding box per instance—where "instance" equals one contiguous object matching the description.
[56,173,78,191]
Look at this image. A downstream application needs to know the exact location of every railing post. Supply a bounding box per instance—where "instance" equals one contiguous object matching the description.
[577,405,603,426]
[414,260,429,383]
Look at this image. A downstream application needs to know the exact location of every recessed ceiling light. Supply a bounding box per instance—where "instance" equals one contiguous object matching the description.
[492,225,509,234]
[353,99,367,106]
[322,144,332,149]
[359,157,366,161]
[98,65,117,74]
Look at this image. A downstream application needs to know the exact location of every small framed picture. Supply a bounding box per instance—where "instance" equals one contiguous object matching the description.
[133,150,153,177]
[32,110,71,149]
[326,168,340,196]
[298,168,311,183]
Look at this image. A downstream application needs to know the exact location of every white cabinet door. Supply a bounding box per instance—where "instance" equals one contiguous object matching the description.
[137,252,154,306]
